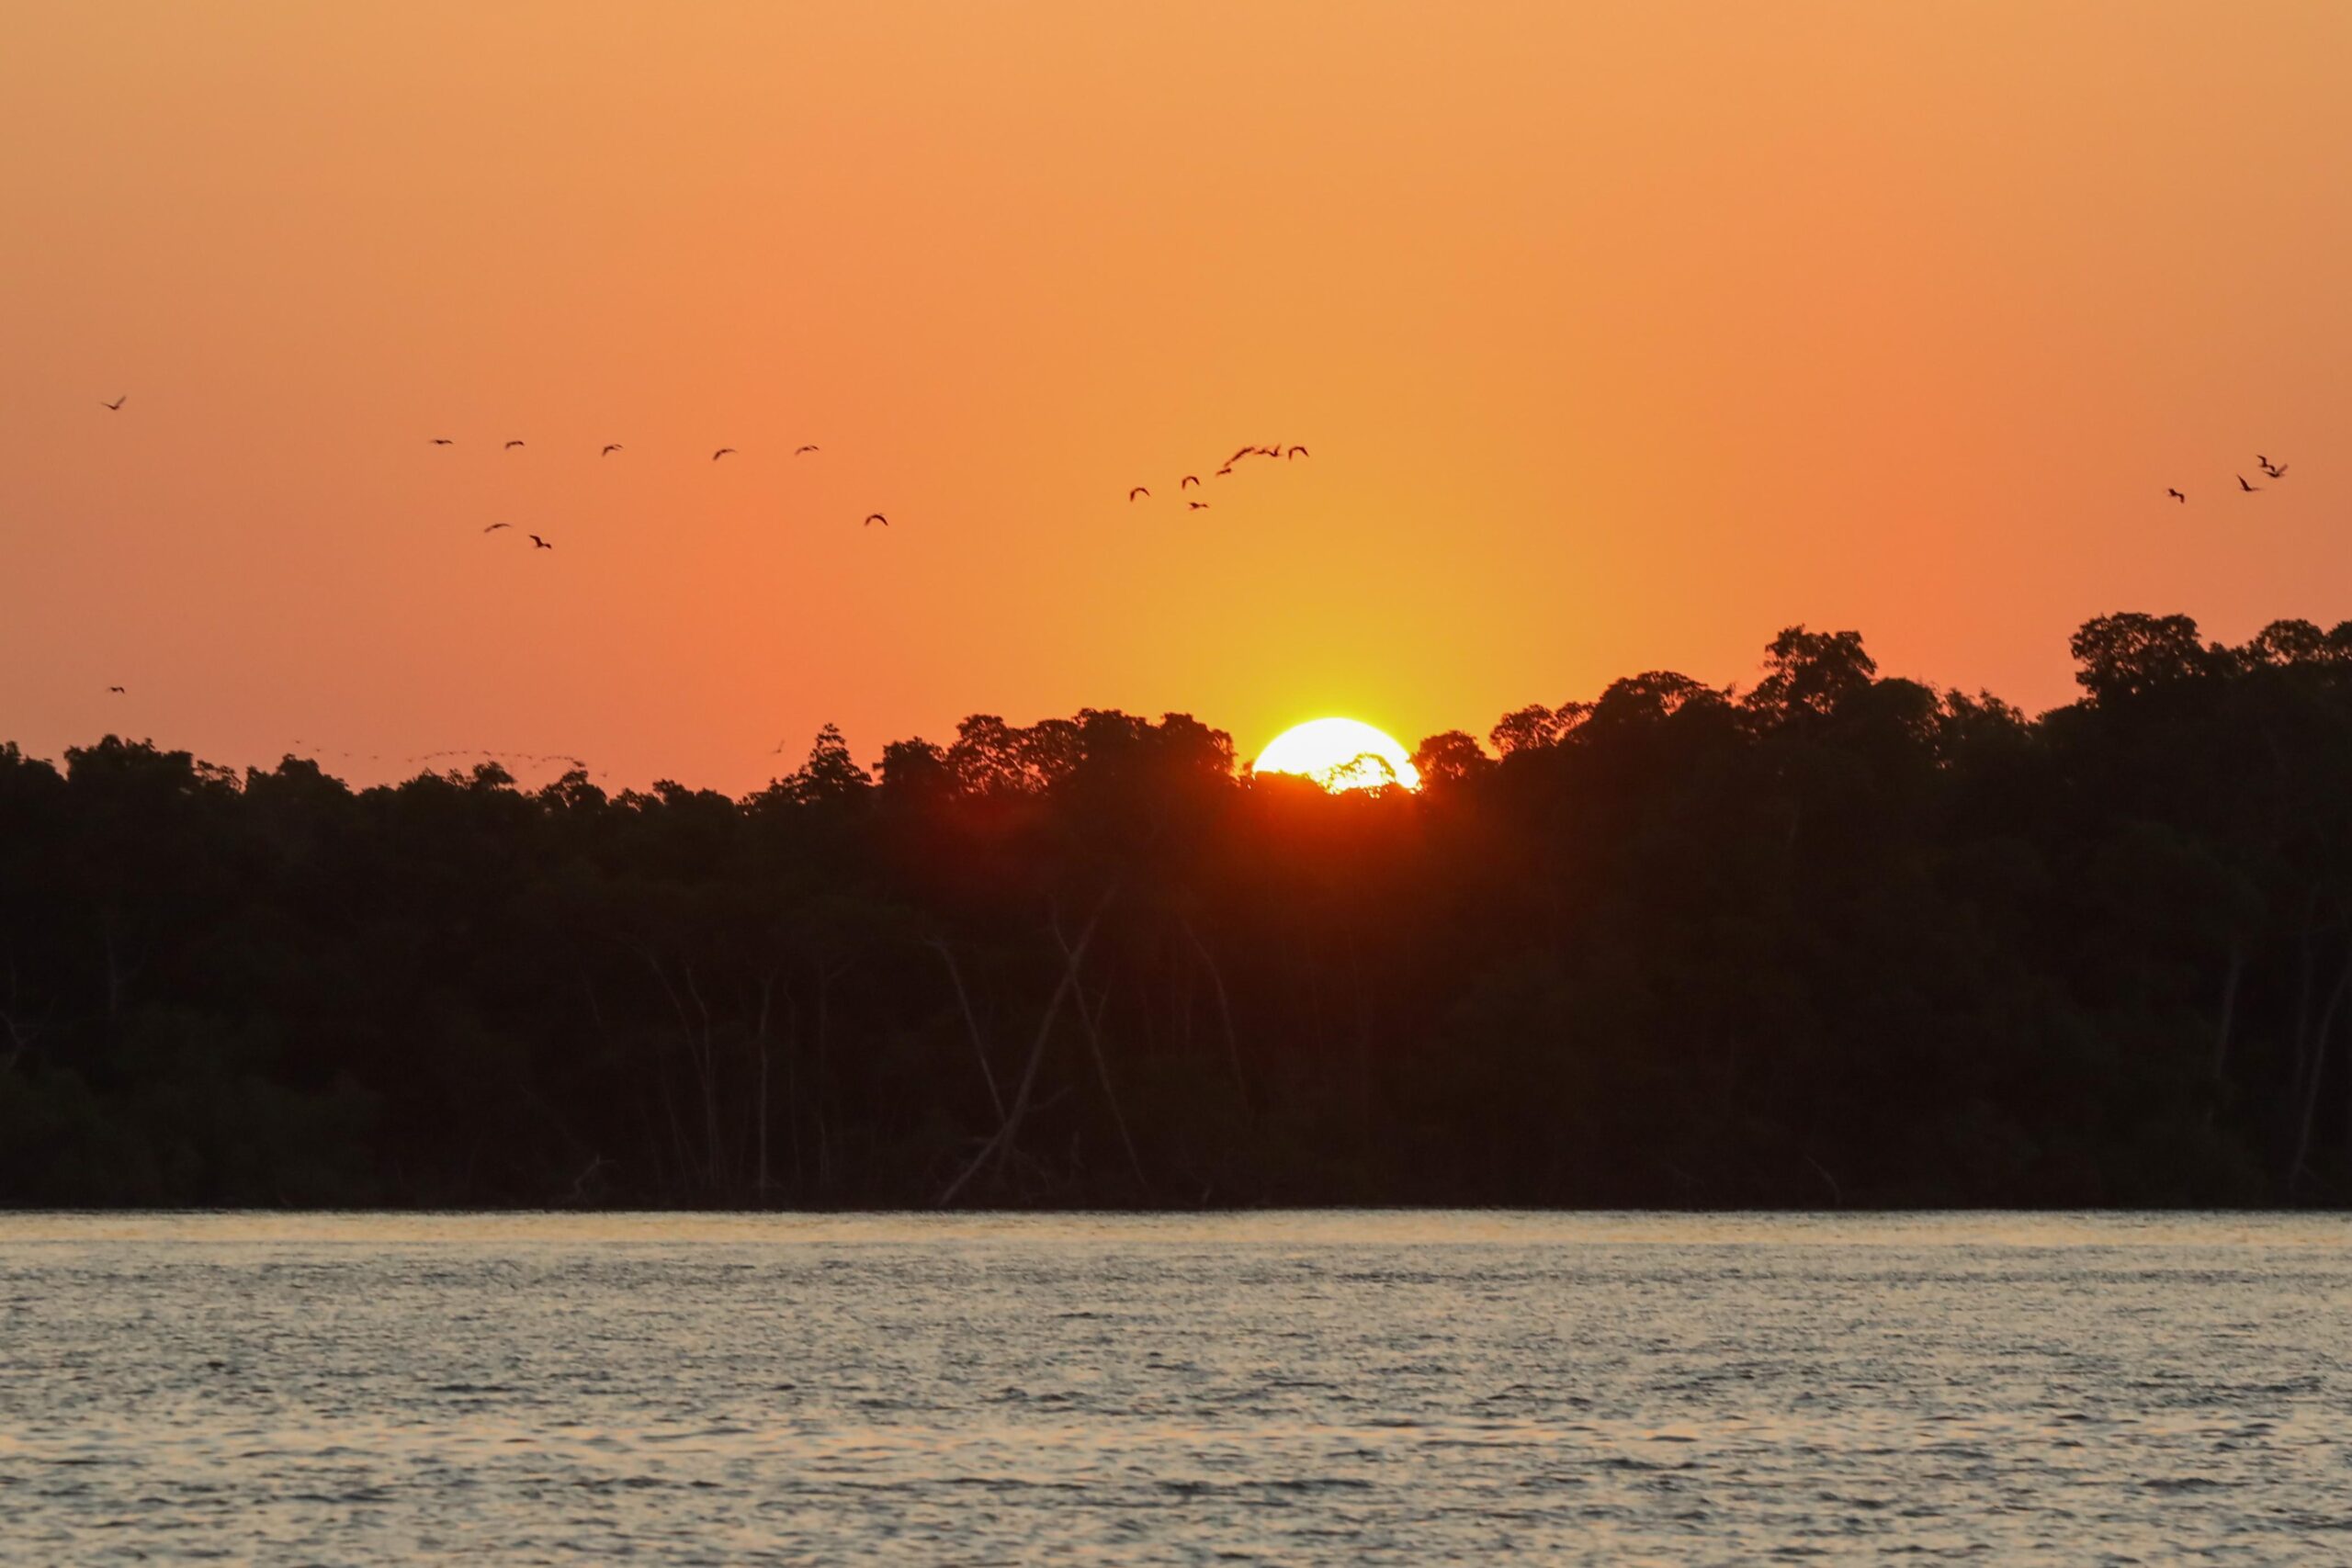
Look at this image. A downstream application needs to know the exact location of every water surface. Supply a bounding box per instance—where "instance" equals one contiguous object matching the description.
[3,1212,2346,1562]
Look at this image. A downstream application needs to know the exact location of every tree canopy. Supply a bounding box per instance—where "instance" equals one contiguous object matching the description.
[6,614,2352,1208]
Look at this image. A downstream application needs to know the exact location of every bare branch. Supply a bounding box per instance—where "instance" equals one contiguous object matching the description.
[937,886,1116,1206]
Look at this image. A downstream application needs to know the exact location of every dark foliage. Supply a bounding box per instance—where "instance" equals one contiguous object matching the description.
[7,613,2352,1208]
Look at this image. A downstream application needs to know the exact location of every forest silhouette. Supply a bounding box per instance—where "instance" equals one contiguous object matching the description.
[6,612,2352,1209]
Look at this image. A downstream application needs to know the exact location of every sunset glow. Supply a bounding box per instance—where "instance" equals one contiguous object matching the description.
[3,4,2348,792]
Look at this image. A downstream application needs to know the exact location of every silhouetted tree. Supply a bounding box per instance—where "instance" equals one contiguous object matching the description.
[1747,626,1875,726]
[2070,612,2215,702]
[6,618,2352,1208]
[1413,730,1493,786]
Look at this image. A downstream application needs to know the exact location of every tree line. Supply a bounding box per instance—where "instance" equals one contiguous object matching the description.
[5,611,2352,1208]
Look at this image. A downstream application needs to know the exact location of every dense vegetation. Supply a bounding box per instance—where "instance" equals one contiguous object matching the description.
[6,613,2352,1208]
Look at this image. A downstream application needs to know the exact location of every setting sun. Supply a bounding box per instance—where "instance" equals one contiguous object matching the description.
[1253,717,1421,793]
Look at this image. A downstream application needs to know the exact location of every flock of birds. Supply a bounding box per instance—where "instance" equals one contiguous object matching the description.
[94,397,1317,545]
[2168,454,2292,503]
[94,401,892,542]
[1127,442,1309,509]
[420,434,890,547]
[88,394,1321,783]
[91,389,2316,729]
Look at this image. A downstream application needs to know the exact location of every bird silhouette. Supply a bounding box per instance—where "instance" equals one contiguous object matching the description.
[864,513,889,527]
[1129,486,1150,501]
[1188,500,1210,510]
[2166,489,2186,502]
[601,444,623,457]
[1181,475,1200,489]
[1226,446,1254,466]
[794,445,820,456]
[430,437,454,446]
[2238,475,2262,492]
[2262,461,2288,479]
[504,439,526,450]
[529,534,553,549]
[1215,465,1234,477]
[483,523,513,533]
[1286,445,1308,458]
[107,685,126,694]
[712,447,737,461]
[101,396,127,411]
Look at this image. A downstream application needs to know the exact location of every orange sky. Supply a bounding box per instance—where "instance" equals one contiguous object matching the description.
[6,2,2349,791]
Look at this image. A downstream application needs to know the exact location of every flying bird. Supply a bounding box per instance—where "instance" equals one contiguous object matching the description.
[1215,465,1234,477]
[2238,475,2262,492]
[529,534,553,549]
[430,437,454,446]
[2262,461,2288,479]
[101,396,127,411]
[712,447,737,461]
[600,444,623,457]
[1129,486,1150,501]
[794,445,820,456]
[2165,489,2185,502]
[864,513,889,527]
[107,685,125,694]
[1226,446,1255,466]
[1286,445,1308,458]
[1181,475,1200,489]
[1188,501,1210,510]
[482,522,513,533]
[504,439,526,450]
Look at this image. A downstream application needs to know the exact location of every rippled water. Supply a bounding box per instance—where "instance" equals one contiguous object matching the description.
[3,1213,2349,1562]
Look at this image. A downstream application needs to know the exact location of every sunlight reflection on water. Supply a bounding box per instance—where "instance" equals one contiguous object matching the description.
[3,1211,2347,1562]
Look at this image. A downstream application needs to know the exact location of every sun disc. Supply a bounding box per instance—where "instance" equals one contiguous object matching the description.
[1253,717,1421,793]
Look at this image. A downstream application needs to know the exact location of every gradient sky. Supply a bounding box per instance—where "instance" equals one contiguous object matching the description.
[6,3,2349,791]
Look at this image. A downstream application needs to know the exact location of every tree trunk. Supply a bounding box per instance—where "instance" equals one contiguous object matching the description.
[754,973,776,1206]
[2288,895,2321,1124]
[931,940,1006,1120]
[2210,940,2245,1083]
[681,961,723,1194]
[639,951,706,1198]
[785,996,804,1199]
[1066,963,1146,1194]
[2290,941,2352,1195]
[815,964,833,1195]
[1181,917,1250,1113]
